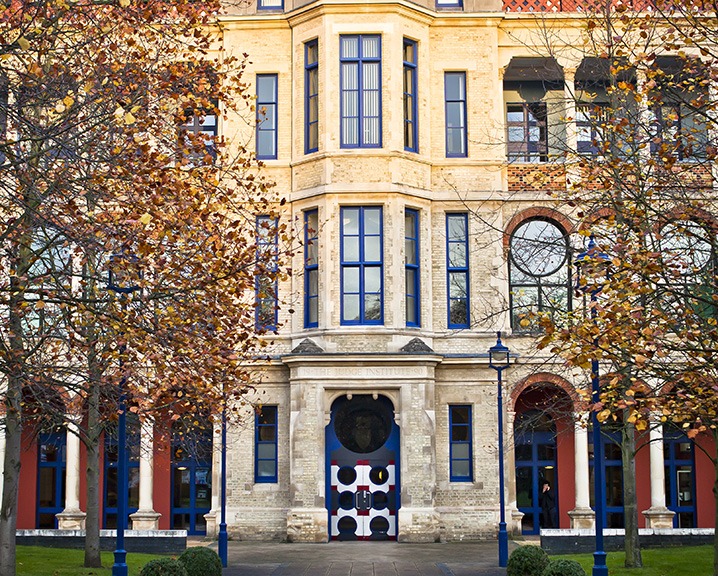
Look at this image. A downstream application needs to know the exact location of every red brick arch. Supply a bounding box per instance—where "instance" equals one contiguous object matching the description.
[510,372,584,412]
[503,207,576,252]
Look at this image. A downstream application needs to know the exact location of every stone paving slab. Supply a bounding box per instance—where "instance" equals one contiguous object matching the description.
[219,540,513,576]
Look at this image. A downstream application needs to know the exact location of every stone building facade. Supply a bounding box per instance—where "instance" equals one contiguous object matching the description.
[9,0,716,542]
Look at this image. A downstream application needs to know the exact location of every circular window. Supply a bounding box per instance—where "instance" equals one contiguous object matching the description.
[369,516,390,534]
[337,516,357,535]
[337,466,357,486]
[339,491,355,510]
[511,220,569,278]
[369,466,389,486]
[372,491,388,510]
[333,396,392,454]
[660,220,713,275]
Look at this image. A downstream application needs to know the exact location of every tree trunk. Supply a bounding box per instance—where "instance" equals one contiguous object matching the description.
[83,378,102,568]
[0,385,22,576]
[622,421,642,568]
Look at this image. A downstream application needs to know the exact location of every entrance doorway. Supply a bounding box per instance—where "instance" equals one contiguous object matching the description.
[326,395,400,541]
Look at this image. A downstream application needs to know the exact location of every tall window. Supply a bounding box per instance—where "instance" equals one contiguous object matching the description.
[340,207,383,325]
[305,40,319,154]
[507,102,548,162]
[445,72,467,157]
[258,0,283,9]
[650,103,707,160]
[103,418,140,529]
[449,405,472,482]
[37,432,66,528]
[304,209,319,328]
[576,103,608,156]
[340,35,381,148]
[181,108,217,165]
[403,39,418,152]
[256,216,278,330]
[446,213,469,328]
[256,74,277,159]
[509,218,570,330]
[405,209,420,327]
[255,406,278,483]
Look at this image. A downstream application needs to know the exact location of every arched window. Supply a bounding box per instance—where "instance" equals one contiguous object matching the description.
[509,219,571,330]
[659,219,716,319]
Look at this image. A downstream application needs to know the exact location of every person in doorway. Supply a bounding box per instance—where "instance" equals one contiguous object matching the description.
[540,480,557,528]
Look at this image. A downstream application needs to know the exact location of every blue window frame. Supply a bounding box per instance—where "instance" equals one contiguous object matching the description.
[340,35,381,148]
[305,209,319,328]
[664,429,696,528]
[340,207,383,325]
[305,40,319,154]
[37,432,66,528]
[446,213,469,328]
[449,405,472,482]
[445,72,467,157]
[103,420,140,529]
[256,74,277,159]
[405,209,420,327]
[403,39,418,152]
[256,215,278,331]
[255,406,278,483]
[258,0,283,10]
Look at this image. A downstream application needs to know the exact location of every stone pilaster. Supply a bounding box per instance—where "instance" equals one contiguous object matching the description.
[130,417,160,530]
[568,415,594,529]
[642,419,675,529]
[57,417,86,530]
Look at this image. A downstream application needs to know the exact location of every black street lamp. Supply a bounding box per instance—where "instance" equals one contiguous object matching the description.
[574,235,610,576]
[488,331,511,568]
[107,254,140,576]
[218,397,228,567]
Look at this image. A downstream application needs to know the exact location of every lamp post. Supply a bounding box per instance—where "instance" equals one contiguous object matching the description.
[108,254,140,576]
[218,397,228,567]
[574,236,609,576]
[488,331,511,568]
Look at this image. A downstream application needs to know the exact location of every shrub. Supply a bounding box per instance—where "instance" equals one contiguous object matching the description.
[139,558,189,576]
[541,559,587,576]
[178,546,223,576]
[507,545,550,576]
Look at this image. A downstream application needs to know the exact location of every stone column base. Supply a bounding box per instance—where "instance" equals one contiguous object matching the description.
[205,510,218,537]
[57,509,86,530]
[130,510,161,530]
[568,507,595,529]
[510,508,524,536]
[287,508,328,542]
[643,507,675,529]
[397,507,440,543]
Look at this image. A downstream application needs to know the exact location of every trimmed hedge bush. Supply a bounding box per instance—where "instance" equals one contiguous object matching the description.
[507,545,550,576]
[178,546,223,576]
[541,559,587,576]
[139,558,189,576]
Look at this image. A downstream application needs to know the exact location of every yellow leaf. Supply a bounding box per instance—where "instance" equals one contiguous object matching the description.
[35,300,45,310]
[17,37,30,51]
[597,409,611,422]
[139,213,152,225]
[635,420,648,431]
[63,95,74,107]
[124,112,136,125]
[119,0,130,6]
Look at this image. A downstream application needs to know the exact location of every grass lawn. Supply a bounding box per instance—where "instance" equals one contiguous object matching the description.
[557,545,713,576]
[16,546,166,576]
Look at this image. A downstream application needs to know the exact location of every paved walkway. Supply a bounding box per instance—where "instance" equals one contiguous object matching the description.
[214,540,517,576]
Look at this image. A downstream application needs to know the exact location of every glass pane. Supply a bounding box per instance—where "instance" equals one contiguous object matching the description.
[448,243,467,268]
[306,42,318,65]
[364,267,381,292]
[451,426,469,442]
[257,460,276,478]
[196,469,211,507]
[107,468,118,507]
[447,102,464,128]
[448,272,467,298]
[405,269,417,296]
[362,36,380,58]
[308,297,318,324]
[452,443,469,459]
[257,76,276,101]
[445,73,464,101]
[341,36,358,59]
[364,208,381,234]
[447,216,466,240]
[343,294,360,322]
[194,513,207,531]
[364,236,381,261]
[257,131,275,158]
[343,237,360,262]
[516,467,533,507]
[405,239,417,265]
[308,269,318,296]
[451,405,469,423]
[537,444,556,461]
[452,460,470,478]
[258,443,276,459]
[449,299,468,326]
[515,444,532,461]
[447,128,465,156]
[128,467,140,508]
[343,267,360,292]
[174,468,191,507]
[38,468,56,507]
[365,294,381,320]
[343,209,360,234]
[511,220,568,277]
[677,468,693,505]
[605,466,623,506]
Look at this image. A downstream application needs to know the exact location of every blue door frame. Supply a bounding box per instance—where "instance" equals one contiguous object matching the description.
[171,460,212,535]
[515,430,557,534]
[590,429,624,529]
[37,432,66,528]
[664,430,696,528]
[103,426,140,529]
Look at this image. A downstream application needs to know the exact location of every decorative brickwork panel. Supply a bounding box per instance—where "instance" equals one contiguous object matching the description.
[507,165,566,192]
[503,0,654,11]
